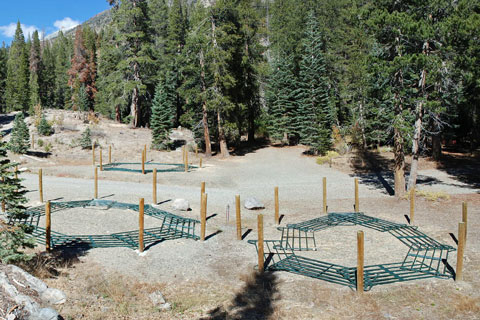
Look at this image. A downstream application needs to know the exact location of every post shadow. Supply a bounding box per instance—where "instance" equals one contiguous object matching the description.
[242,229,253,240]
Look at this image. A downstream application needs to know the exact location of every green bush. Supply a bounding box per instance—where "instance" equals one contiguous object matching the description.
[37,115,54,136]
[80,127,92,149]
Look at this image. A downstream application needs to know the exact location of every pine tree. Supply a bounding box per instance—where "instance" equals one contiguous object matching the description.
[37,115,53,136]
[8,113,30,154]
[111,0,155,127]
[40,42,56,108]
[266,54,296,143]
[0,42,7,113]
[151,74,176,149]
[80,127,92,149]
[5,21,30,112]
[294,11,332,155]
[29,30,43,111]
[53,31,72,108]
[0,139,34,263]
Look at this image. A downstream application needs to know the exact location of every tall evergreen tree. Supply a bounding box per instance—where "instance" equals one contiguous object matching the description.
[8,113,30,154]
[53,31,72,108]
[110,0,155,127]
[0,42,7,113]
[0,139,34,263]
[294,11,332,155]
[29,30,43,110]
[5,22,30,112]
[151,74,176,149]
[40,42,56,108]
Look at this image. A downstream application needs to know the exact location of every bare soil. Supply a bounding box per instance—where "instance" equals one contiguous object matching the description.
[1,110,480,319]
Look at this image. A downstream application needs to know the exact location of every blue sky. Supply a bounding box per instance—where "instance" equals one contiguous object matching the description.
[0,0,111,46]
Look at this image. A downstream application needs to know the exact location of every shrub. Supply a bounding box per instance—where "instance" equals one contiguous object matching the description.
[37,115,54,136]
[80,127,92,149]
[316,150,340,165]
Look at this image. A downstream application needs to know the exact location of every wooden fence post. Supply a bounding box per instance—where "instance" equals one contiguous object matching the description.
[39,169,43,203]
[153,168,157,204]
[456,222,466,281]
[139,198,145,252]
[195,145,198,157]
[185,149,188,172]
[142,149,145,174]
[323,177,327,214]
[92,143,95,166]
[410,187,415,224]
[357,230,364,292]
[201,193,207,241]
[274,187,279,224]
[201,181,205,195]
[462,202,468,242]
[99,148,103,171]
[109,146,112,164]
[236,195,242,240]
[46,201,51,252]
[94,167,98,198]
[200,157,202,168]
[354,178,359,212]
[258,214,264,272]
[144,144,147,162]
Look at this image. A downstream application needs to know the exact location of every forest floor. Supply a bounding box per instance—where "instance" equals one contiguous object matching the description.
[1,110,480,319]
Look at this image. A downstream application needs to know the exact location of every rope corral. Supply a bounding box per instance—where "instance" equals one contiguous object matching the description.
[101,162,196,173]
[6,199,200,250]
[249,212,455,291]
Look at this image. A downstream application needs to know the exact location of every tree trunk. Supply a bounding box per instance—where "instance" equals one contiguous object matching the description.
[394,125,406,197]
[432,134,441,160]
[359,101,367,149]
[407,101,423,191]
[217,110,229,157]
[130,87,139,127]
[199,49,212,157]
[115,105,121,123]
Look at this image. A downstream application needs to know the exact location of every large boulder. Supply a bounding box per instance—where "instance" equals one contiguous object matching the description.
[244,197,265,210]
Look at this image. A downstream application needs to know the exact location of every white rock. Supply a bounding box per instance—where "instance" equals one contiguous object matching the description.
[149,291,166,306]
[41,288,67,305]
[9,265,48,293]
[30,308,60,320]
[159,302,172,311]
[244,197,265,210]
[172,199,190,211]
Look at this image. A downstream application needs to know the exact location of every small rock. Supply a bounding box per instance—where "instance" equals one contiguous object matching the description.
[149,291,166,306]
[159,302,172,311]
[31,308,60,320]
[41,288,66,305]
[244,197,264,210]
[172,199,190,211]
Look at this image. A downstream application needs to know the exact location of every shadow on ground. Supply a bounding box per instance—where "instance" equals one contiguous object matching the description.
[436,151,480,189]
[202,271,279,320]
[230,138,270,157]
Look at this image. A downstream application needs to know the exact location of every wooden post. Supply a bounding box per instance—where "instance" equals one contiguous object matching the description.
[195,145,198,157]
[354,178,359,212]
[357,230,364,292]
[236,195,242,240]
[199,157,202,168]
[141,149,145,174]
[462,202,467,242]
[92,143,95,166]
[182,146,185,164]
[410,187,415,224]
[201,181,205,195]
[201,193,207,241]
[94,167,98,198]
[322,177,327,214]
[456,222,466,281]
[39,169,43,203]
[144,144,147,162]
[153,168,157,204]
[46,201,51,252]
[185,149,188,172]
[274,186,279,224]
[31,134,34,149]
[109,146,112,164]
[139,198,145,252]
[99,148,103,171]
[258,214,264,272]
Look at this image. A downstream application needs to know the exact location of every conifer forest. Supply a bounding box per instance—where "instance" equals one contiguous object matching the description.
[0,0,479,197]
